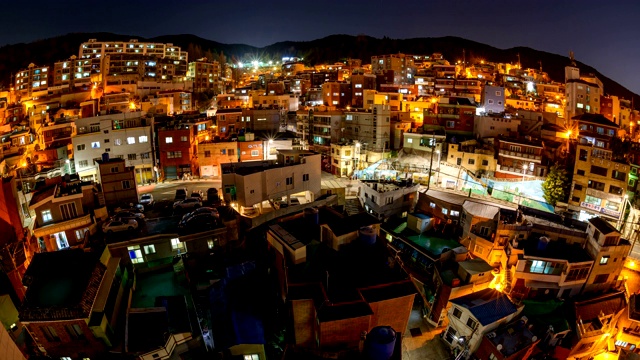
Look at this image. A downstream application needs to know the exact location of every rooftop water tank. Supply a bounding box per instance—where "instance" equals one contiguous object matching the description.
[359,226,377,246]
[365,326,396,360]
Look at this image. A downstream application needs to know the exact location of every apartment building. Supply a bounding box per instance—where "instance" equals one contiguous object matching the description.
[79,38,188,76]
[14,64,49,97]
[507,235,593,301]
[321,81,351,108]
[350,72,376,107]
[495,137,547,179]
[443,289,522,356]
[187,57,222,93]
[242,108,282,133]
[72,112,154,184]
[197,141,238,179]
[371,54,416,85]
[343,104,391,152]
[52,56,92,89]
[157,123,198,180]
[474,318,540,360]
[582,217,630,294]
[20,249,121,358]
[569,143,629,222]
[480,85,505,114]
[358,179,419,219]
[330,142,359,177]
[424,97,476,135]
[215,107,243,137]
[28,178,98,252]
[221,150,321,215]
[574,113,619,149]
[564,66,602,120]
[473,115,520,139]
[447,141,497,176]
[96,156,139,209]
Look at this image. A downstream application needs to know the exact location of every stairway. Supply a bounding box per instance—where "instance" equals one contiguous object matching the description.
[345,198,365,216]
[504,266,513,293]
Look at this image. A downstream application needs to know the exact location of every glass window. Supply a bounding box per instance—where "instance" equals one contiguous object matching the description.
[143,244,156,254]
[171,238,184,250]
[91,141,100,148]
[128,245,144,263]
[138,135,148,143]
[181,136,188,142]
[41,210,53,222]
[127,137,135,144]
[165,137,173,143]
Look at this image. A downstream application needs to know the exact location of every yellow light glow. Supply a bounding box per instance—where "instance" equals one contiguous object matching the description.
[495,283,502,291]
[205,136,210,141]
[630,261,636,267]
[20,162,27,168]
[129,101,136,110]
[566,130,572,137]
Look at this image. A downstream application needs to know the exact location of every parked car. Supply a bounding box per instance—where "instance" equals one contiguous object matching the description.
[178,213,219,235]
[116,204,145,213]
[113,210,145,222]
[190,190,204,200]
[173,197,202,210]
[102,219,138,233]
[175,188,188,202]
[279,197,301,208]
[139,193,154,207]
[181,207,219,222]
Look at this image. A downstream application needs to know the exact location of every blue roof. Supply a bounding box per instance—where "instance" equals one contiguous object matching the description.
[450,288,518,326]
[411,213,430,220]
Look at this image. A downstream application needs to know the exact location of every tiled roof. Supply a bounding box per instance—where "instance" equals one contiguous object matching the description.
[451,288,518,326]
[572,113,619,128]
[575,291,626,321]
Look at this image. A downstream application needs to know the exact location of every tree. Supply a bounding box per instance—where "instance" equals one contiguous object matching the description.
[542,164,569,206]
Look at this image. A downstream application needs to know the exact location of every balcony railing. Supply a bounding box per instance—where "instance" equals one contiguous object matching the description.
[499,149,542,161]
[33,214,93,238]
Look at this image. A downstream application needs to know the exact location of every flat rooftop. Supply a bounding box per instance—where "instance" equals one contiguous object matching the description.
[517,235,592,263]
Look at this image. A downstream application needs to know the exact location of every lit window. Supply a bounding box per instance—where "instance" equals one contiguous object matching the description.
[407,138,413,144]
[208,239,215,249]
[442,208,448,215]
[42,210,53,222]
[430,202,436,208]
[600,256,609,265]
[171,238,184,250]
[181,136,188,142]
[138,135,148,143]
[251,150,259,157]
[144,244,156,254]
[127,137,135,144]
[128,245,144,264]
[450,210,460,217]
[114,138,122,146]
[165,137,173,143]
[91,141,100,148]
[244,355,260,360]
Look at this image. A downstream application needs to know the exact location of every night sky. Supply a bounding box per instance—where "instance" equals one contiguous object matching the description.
[3,0,639,93]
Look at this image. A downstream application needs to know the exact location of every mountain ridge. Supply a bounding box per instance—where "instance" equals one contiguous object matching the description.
[0,32,637,106]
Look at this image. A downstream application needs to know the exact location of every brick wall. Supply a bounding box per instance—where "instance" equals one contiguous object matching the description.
[28,319,106,358]
[368,294,415,333]
[319,315,371,349]
[292,299,316,346]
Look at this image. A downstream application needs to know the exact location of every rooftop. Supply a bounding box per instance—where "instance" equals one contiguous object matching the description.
[487,318,537,357]
[450,288,518,326]
[499,136,544,148]
[20,249,105,321]
[317,301,373,322]
[361,179,418,193]
[422,189,468,206]
[458,258,494,275]
[358,280,417,303]
[572,113,619,128]
[464,201,500,219]
[588,216,619,235]
[575,291,626,322]
[517,235,592,263]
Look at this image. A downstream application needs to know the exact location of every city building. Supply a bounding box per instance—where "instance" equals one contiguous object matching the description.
[215,107,243,137]
[358,179,419,219]
[343,104,391,152]
[446,141,497,177]
[28,177,99,252]
[52,56,92,89]
[473,115,520,139]
[424,97,476,136]
[188,57,222,93]
[568,291,626,360]
[480,85,505,114]
[564,66,602,120]
[330,142,359,177]
[157,122,198,180]
[321,81,351,108]
[574,112,619,149]
[156,90,192,114]
[221,150,321,215]
[495,137,547,179]
[350,72,377,107]
[19,249,121,358]
[95,156,139,209]
[197,140,238,179]
[72,111,154,184]
[14,64,49,97]
[371,54,416,85]
[582,217,630,294]
[443,288,522,356]
[569,143,629,222]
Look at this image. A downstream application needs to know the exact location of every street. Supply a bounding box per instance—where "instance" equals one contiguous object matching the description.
[139,179,223,204]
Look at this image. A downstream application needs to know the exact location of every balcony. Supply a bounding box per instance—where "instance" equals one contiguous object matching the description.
[498,149,542,162]
[33,214,93,238]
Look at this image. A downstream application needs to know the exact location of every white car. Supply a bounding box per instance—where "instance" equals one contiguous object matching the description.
[102,219,138,233]
[173,197,202,210]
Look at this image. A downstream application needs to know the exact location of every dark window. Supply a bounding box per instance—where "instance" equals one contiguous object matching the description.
[612,170,627,181]
[453,308,462,319]
[590,166,608,177]
[577,169,585,176]
[593,274,609,283]
[588,180,605,191]
[482,160,489,166]
[579,149,588,161]
[609,185,623,195]
[574,184,583,191]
